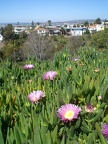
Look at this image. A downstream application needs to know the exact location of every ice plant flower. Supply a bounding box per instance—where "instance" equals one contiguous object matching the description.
[66,67,72,71]
[94,68,100,72]
[72,58,80,62]
[23,64,34,70]
[72,56,80,62]
[98,95,102,100]
[28,90,45,103]
[28,79,32,83]
[85,103,96,113]
[57,104,81,123]
[102,123,108,140]
[43,71,57,80]
[80,63,85,66]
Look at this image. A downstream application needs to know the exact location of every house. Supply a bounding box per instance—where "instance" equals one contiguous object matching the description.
[71,27,87,36]
[0,34,3,42]
[48,28,62,35]
[45,25,62,35]
[36,25,62,36]
[14,26,27,34]
[88,24,97,33]
[36,27,49,35]
[88,24,104,33]
[103,22,108,28]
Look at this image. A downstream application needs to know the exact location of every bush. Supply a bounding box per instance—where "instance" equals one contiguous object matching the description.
[90,28,108,49]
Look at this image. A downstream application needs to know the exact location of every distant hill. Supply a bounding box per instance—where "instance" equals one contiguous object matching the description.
[52,19,96,25]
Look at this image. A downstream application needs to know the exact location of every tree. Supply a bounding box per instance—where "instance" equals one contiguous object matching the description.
[73,24,76,27]
[61,27,66,35]
[64,24,67,28]
[81,25,84,27]
[90,23,93,25]
[94,18,101,24]
[31,21,35,29]
[2,24,15,41]
[0,27,4,35]
[1,26,27,61]
[83,21,89,27]
[47,20,52,26]
[36,22,40,25]
[21,31,55,60]
[84,28,90,34]
[17,22,20,25]
[104,19,108,22]
[77,24,80,27]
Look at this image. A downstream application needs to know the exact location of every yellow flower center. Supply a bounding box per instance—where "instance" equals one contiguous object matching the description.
[64,110,74,120]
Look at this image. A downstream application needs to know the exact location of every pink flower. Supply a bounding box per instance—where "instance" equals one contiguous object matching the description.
[24,64,34,70]
[102,123,108,140]
[28,90,45,103]
[43,71,57,80]
[57,104,81,123]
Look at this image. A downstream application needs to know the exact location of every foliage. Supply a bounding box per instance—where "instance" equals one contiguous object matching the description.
[47,20,52,26]
[83,21,89,27]
[61,27,67,35]
[94,18,102,24]
[84,28,90,34]
[36,22,40,26]
[90,28,108,49]
[31,21,35,30]
[21,31,56,60]
[2,24,15,41]
[67,36,85,54]
[52,35,67,51]
[0,47,108,143]
[1,29,27,61]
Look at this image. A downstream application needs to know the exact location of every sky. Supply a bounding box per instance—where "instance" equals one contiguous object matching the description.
[0,0,108,23]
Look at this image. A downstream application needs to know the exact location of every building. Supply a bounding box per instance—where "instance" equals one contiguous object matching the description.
[35,25,62,36]
[36,27,49,35]
[71,27,87,36]
[14,26,27,34]
[88,24,104,33]
[0,34,3,42]
[48,28,62,35]
[103,22,108,28]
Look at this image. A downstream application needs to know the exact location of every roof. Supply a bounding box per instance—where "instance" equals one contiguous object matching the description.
[37,28,49,31]
[72,27,86,30]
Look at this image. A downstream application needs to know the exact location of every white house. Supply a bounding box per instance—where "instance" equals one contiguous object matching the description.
[14,26,27,34]
[71,27,87,36]
[96,24,104,31]
[88,24,104,33]
[36,26,62,36]
[0,34,3,42]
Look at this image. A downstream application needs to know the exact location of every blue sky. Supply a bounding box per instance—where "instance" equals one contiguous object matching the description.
[0,0,108,23]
